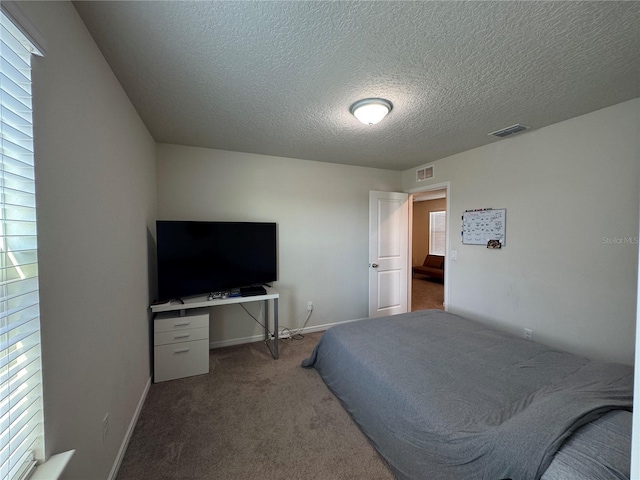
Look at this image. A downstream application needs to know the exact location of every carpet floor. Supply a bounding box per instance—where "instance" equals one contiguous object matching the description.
[411,276,444,311]
[117,333,395,480]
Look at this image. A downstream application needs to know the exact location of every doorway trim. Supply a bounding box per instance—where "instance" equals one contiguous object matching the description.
[407,181,451,311]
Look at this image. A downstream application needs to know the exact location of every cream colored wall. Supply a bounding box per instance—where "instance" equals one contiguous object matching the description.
[156,144,402,344]
[21,2,157,479]
[412,198,446,265]
[17,2,638,474]
[403,98,639,365]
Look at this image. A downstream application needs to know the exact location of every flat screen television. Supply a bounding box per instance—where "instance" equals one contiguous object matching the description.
[156,221,277,301]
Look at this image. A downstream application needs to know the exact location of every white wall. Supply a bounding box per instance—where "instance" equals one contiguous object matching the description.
[403,99,639,365]
[157,144,401,343]
[20,2,157,479]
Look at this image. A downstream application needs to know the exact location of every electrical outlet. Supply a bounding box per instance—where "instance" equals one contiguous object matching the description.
[524,328,533,341]
[307,301,313,311]
[102,413,109,443]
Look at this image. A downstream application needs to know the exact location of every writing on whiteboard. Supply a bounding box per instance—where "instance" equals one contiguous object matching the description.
[462,209,506,245]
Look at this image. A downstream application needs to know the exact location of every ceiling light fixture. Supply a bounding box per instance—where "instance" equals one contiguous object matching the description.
[350,98,393,126]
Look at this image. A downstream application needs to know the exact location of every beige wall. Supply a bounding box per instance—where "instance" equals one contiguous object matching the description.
[403,98,640,365]
[156,144,402,345]
[412,198,446,266]
[16,2,639,475]
[21,2,157,478]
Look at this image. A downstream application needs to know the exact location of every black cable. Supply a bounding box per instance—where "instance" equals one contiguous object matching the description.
[239,302,312,344]
[239,303,270,335]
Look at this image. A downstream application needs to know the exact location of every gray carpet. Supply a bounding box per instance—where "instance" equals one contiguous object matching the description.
[411,277,444,311]
[117,333,395,480]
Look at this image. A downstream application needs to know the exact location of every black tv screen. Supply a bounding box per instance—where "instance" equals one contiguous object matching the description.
[156,221,277,301]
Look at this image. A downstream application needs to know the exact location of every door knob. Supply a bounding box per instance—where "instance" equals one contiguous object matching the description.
[371,263,379,268]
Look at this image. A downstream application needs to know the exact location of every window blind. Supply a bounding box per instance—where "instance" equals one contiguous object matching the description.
[429,211,446,256]
[0,11,44,480]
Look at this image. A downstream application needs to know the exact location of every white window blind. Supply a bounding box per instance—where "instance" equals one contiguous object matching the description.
[429,211,446,256]
[0,10,44,480]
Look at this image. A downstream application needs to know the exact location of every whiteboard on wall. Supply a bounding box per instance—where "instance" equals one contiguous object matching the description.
[462,209,506,245]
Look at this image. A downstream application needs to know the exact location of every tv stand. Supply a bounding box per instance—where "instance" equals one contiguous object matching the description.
[151,287,280,363]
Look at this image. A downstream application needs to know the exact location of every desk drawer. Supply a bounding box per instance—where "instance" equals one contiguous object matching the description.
[154,326,208,346]
[154,311,208,333]
[154,338,210,382]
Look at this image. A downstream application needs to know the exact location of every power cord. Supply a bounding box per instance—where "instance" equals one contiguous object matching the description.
[239,301,314,344]
[239,303,271,336]
[279,304,313,341]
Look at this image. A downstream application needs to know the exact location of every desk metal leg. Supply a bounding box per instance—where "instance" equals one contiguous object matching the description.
[264,298,269,342]
[264,297,279,360]
[273,298,278,359]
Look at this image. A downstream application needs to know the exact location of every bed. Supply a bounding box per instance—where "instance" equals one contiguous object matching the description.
[301,310,633,480]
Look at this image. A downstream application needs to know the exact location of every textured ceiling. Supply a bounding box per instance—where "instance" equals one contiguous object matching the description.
[74,1,640,171]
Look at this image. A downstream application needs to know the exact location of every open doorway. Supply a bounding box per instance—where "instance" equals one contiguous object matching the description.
[411,189,447,311]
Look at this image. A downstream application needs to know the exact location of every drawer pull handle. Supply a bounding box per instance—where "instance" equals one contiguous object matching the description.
[174,348,190,354]
[174,334,190,339]
[174,321,191,327]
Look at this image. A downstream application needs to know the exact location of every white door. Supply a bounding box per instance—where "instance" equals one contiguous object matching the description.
[369,191,409,317]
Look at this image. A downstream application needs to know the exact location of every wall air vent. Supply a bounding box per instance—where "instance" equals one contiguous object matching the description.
[488,124,528,138]
[416,165,434,182]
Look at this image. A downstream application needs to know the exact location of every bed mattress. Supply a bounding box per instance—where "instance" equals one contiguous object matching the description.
[302,310,633,480]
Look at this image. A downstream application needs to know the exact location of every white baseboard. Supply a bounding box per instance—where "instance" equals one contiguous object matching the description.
[209,333,266,349]
[108,376,151,480]
[208,317,365,349]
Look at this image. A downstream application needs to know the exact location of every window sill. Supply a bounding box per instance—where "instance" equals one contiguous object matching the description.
[29,450,75,480]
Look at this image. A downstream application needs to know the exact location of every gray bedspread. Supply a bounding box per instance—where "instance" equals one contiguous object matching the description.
[541,410,631,480]
[301,310,633,480]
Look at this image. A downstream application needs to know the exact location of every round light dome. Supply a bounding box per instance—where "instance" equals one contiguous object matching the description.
[350,98,393,126]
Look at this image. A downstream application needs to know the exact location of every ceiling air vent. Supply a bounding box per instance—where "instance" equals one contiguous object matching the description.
[416,165,433,182]
[488,124,528,138]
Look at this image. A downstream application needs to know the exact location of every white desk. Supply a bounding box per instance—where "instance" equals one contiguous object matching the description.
[151,287,280,359]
